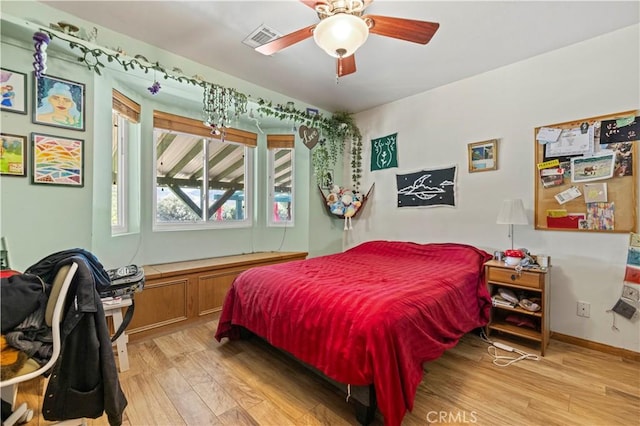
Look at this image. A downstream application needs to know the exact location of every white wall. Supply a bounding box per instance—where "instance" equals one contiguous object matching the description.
[350,24,640,351]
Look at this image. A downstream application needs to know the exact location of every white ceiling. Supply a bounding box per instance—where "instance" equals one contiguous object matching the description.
[40,1,639,114]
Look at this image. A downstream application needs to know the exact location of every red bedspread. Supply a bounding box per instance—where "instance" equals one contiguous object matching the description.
[215,241,491,425]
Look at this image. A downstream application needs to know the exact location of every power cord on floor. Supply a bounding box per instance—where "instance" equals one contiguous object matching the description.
[479,329,540,367]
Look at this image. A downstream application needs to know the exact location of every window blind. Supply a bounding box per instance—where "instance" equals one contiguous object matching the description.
[153,110,257,147]
[267,134,295,149]
[112,90,140,123]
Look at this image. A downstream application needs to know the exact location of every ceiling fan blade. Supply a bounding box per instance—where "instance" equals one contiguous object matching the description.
[255,24,316,55]
[337,54,356,77]
[364,14,440,44]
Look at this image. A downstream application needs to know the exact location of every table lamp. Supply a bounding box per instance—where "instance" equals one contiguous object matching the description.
[496,198,528,250]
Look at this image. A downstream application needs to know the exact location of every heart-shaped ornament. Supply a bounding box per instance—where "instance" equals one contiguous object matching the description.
[299,125,319,149]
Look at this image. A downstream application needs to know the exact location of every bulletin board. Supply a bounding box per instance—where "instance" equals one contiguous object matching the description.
[534,110,638,233]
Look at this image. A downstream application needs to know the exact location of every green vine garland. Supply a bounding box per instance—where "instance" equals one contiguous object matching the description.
[40,30,363,190]
[255,101,362,190]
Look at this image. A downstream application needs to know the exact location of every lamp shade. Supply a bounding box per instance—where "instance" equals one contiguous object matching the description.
[313,13,369,58]
[496,199,528,225]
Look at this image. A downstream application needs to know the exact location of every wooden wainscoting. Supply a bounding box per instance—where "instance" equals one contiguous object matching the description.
[127,252,307,342]
[197,268,245,316]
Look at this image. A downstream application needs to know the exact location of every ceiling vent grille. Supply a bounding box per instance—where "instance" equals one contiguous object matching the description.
[243,25,282,49]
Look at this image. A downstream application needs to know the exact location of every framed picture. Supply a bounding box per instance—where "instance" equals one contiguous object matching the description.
[468,139,498,173]
[31,133,84,187]
[0,133,27,176]
[1,68,27,114]
[321,170,334,189]
[33,74,85,131]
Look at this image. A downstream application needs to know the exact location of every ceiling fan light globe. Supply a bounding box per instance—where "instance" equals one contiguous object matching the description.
[313,13,369,58]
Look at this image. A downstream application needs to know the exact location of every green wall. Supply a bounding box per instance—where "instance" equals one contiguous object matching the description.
[0,0,341,270]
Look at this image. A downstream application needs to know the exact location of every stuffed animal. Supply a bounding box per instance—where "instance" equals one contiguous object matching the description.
[325,186,364,230]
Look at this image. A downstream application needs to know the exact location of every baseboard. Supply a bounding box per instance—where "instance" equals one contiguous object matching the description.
[552,332,640,361]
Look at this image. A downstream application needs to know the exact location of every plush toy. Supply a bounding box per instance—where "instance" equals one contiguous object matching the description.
[325,185,364,230]
[330,201,345,216]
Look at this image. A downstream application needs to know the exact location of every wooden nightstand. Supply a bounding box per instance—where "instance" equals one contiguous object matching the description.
[484,259,550,356]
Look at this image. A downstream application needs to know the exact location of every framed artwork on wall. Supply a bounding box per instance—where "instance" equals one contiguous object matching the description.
[0,133,27,176]
[33,74,85,131]
[468,139,498,173]
[31,133,84,187]
[1,68,27,114]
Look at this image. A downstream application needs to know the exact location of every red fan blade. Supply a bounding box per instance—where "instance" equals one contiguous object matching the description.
[255,24,317,55]
[337,54,356,77]
[363,14,439,44]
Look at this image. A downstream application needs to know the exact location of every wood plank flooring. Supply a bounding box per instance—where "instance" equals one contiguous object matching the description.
[14,318,639,425]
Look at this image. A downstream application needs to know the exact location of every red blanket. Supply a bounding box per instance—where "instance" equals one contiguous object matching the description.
[216,241,491,425]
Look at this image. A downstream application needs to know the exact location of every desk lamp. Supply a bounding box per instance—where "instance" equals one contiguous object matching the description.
[496,198,528,250]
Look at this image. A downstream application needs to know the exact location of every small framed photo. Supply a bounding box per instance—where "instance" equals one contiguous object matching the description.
[33,74,85,131]
[1,68,27,114]
[468,139,498,173]
[306,107,319,116]
[0,133,27,176]
[31,133,84,187]
[321,170,334,190]
[570,151,615,183]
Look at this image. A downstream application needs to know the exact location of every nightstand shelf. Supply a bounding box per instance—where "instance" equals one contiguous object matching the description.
[485,259,550,355]
[488,320,541,341]
[492,304,542,318]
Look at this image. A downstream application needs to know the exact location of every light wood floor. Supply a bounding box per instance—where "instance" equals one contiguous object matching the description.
[15,318,640,425]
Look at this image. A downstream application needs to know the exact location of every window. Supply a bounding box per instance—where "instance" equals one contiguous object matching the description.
[267,134,295,226]
[153,111,257,229]
[111,90,140,234]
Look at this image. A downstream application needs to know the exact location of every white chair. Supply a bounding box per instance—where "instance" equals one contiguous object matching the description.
[1,262,85,426]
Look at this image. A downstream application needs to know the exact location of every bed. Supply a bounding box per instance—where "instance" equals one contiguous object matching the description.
[215,240,492,425]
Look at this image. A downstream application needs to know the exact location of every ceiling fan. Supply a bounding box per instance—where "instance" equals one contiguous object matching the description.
[255,0,440,77]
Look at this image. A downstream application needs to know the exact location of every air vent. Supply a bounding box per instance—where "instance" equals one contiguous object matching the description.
[243,24,282,49]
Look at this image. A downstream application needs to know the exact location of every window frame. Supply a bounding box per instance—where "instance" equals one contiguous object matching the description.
[111,111,129,234]
[152,111,256,231]
[267,146,295,227]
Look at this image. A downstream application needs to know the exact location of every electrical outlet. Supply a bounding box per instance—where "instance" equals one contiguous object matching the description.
[622,285,640,302]
[577,301,591,318]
